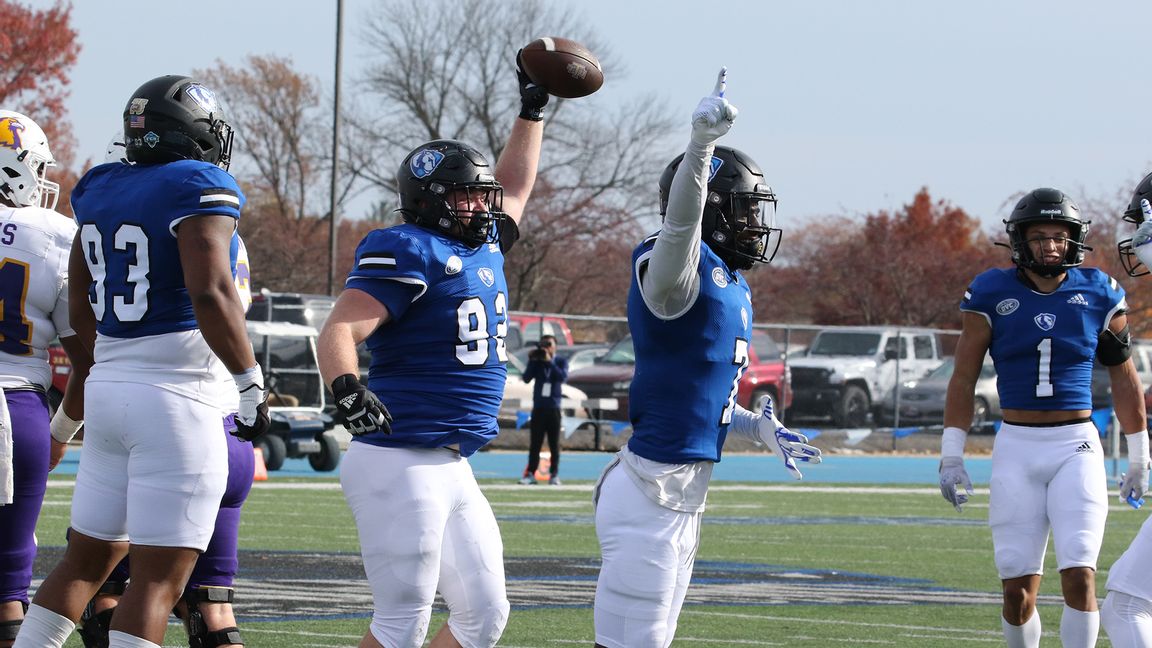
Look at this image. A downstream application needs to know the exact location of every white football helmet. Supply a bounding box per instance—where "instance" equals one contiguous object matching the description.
[105,131,129,164]
[0,110,59,209]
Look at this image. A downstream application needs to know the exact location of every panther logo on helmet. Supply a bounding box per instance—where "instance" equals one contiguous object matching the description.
[411,149,445,179]
[0,117,25,150]
[184,84,219,114]
[708,156,723,182]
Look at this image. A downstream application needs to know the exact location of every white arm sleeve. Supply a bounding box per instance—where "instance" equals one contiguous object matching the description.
[639,139,712,319]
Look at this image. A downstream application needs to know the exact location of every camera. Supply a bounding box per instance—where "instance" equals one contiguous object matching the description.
[529,344,548,361]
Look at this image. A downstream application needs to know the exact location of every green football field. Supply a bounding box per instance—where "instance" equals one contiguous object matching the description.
[33,474,1148,647]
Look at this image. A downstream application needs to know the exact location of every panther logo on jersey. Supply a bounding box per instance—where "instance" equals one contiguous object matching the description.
[712,267,728,287]
[445,255,462,275]
[0,116,25,150]
[1034,313,1056,331]
[410,149,445,179]
[477,267,495,287]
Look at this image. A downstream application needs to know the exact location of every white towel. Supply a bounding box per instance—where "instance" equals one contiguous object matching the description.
[0,392,12,505]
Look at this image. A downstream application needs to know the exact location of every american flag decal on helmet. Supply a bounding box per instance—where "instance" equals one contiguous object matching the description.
[199,188,240,208]
[358,254,396,269]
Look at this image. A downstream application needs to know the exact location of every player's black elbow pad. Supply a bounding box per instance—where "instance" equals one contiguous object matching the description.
[1097,325,1133,366]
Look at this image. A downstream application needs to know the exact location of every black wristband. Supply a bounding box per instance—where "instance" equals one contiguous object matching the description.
[331,373,360,394]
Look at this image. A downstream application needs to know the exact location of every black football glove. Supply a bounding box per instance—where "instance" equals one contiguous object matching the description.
[331,373,392,436]
[516,49,549,122]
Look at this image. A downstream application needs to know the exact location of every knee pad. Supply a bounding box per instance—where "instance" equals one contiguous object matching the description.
[78,581,127,648]
[183,586,243,648]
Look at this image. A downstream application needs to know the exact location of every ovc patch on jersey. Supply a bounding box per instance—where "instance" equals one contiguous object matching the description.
[445,255,462,275]
[708,156,724,182]
[410,149,445,179]
[478,267,495,287]
[996,298,1019,316]
[1034,313,1056,331]
[185,84,220,114]
[712,267,728,287]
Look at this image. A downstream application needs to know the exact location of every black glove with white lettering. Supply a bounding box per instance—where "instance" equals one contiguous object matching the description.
[331,373,392,435]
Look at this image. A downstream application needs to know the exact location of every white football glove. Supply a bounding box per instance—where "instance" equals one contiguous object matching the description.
[757,398,821,480]
[1120,430,1150,509]
[690,67,738,146]
[938,456,973,512]
[232,366,271,442]
[1134,199,1152,271]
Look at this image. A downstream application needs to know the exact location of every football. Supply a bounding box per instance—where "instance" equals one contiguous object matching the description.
[519,37,604,99]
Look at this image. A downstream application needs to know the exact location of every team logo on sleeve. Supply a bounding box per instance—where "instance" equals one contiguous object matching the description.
[708,156,724,181]
[410,149,445,179]
[445,255,462,275]
[995,299,1019,316]
[477,267,495,287]
[1033,313,1056,331]
[712,267,728,287]
[740,308,749,328]
[0,116,25,150]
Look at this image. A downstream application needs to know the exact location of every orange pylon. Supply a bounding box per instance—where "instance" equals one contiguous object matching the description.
[253,447,268,482]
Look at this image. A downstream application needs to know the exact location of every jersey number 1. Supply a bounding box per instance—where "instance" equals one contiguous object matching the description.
[1035,338,1054,398]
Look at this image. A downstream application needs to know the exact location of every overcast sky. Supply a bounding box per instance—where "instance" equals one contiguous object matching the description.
[32,0,1152,231]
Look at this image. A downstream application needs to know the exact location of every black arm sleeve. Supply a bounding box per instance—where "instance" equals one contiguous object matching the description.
[1098,325,1133,366]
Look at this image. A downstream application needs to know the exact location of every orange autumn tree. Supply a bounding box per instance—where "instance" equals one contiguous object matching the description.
[753,188,1002,328]
[0,0,80,213]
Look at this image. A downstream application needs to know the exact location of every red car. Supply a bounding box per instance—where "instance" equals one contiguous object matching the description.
[565,330,792,423]
[46,340,71,414]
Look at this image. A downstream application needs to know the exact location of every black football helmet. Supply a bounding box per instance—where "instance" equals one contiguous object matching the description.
[1118,171,1152,276]
[123,75,234,169]
[396,139,507,248]
[658,146,781,271]
[1003,187,1090,278]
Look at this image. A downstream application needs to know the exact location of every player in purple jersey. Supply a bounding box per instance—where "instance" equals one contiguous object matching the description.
[317,50,564,648]
[941,188,1147,648]
[592,69,820,648]
[1098,181,1152,648]
[0,110,93,648]
[15,76,270,648]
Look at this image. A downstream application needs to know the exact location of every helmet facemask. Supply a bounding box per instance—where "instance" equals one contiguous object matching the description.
[424,182,506,248]
[1006,221,1089,278]
[703,186,781,271]
[1117,227,1147,277]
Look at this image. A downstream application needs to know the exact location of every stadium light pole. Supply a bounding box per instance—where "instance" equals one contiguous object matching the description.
[327,0,344,296]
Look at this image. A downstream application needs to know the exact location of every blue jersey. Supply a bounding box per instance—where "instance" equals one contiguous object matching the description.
[961,267,1126,411]
[71,161,245,338]
[627,236,754,464]
[345,223,510,457]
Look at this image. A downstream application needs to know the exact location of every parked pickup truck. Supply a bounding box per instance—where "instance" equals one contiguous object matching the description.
[787,327,945,428]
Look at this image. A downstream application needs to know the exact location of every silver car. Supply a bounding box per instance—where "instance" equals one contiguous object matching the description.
[874,356,1000,433]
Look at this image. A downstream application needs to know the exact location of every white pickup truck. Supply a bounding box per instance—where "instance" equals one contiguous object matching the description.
[787,327,945,428]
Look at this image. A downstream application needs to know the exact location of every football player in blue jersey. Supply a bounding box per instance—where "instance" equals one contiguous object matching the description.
[940,188,1147,648]
[591,69,821,648]
[1099,182,1152,648]
[15,76,271,648]
[316,51,555,648]
[0,110,93,648]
